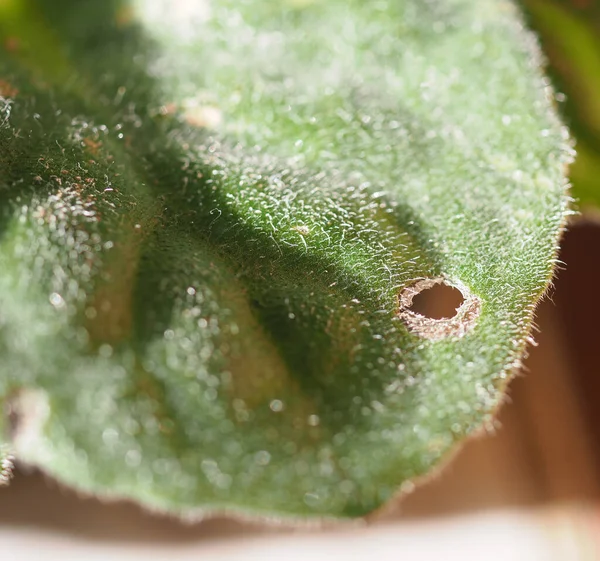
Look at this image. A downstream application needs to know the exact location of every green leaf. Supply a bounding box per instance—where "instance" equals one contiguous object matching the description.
[0,0,569,519]
[523,0,600,209]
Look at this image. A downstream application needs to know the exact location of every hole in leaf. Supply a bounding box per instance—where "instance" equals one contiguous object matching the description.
[398,278,481,340]
[407,283,465,320]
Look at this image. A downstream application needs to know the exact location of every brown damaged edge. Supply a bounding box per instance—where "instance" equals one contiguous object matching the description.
[398,277,481,340]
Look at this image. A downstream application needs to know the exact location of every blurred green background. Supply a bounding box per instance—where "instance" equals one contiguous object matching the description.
[524,0,600,210]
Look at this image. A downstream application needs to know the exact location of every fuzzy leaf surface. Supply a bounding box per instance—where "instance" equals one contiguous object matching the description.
[0,0,568,519]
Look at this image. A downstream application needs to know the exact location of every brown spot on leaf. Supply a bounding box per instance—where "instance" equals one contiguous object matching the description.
[83,137,103,156]
[3,37,19,52]
[0,79,18,99]
[115,5,135,27]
